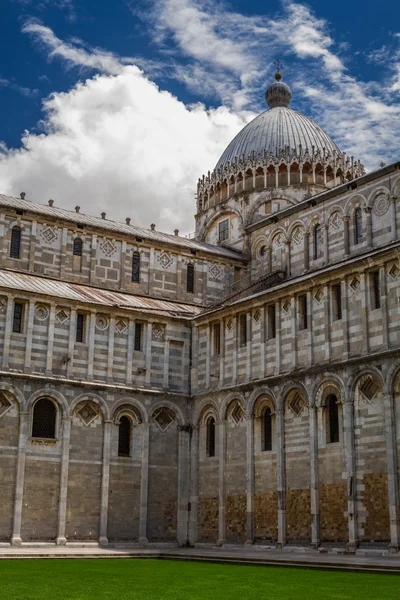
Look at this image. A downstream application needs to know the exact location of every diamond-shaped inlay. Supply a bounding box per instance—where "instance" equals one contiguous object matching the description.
[349,277,360,292]
[96,315,109,331]
[329,212,342,231]
[388,263,400,280]
[359,376,379,402]
[282,299,291,313]
[209,263,223,280]
[292,227,304,245]
[272,233,284,249]
[115,318,127,334]
[153,408,174,431]
[35,304,49,321]
[76,402,98,426]
[253,309,260,323]
[56,309,69,324]
[40,226,57,244]
[0,297,7,312]
[101,239,117,257]
[152,324,164,340]
[0,393,12,419]
[314,288,324,303]
[158,251,173,269]
[231,403,245,424]
[289,392,305,416]
[226,319,233,331]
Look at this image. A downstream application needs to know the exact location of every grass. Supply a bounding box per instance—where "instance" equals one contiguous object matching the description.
[0,558,399,600]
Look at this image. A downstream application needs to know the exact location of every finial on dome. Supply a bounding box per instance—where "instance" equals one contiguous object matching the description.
[266,61,292,108]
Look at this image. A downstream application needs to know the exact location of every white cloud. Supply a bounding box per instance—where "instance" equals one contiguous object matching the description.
[0,76,39,98]
[0,67,248,234]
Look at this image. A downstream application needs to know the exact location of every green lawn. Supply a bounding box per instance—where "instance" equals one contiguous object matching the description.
[0,558,398,600]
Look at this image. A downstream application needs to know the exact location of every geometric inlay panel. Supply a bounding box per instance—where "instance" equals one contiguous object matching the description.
[40,226,58,244]
[76,402,98,426]
[289,392,305,416]
[0,393,12,419]
[231,402,245,424]
[153,407,175,432]
[100,239,117,257]
[158,251,173,269]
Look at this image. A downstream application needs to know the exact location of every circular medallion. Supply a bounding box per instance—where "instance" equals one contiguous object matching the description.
[35,305,49,321]
[96,315,109,331]
[373,196,390,217]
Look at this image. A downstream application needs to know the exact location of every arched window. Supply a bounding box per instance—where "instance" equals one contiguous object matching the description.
[10,226,21,259]
[118,416,131,457]
[206,416,216,457]
[32,398,57,439]
[354,207,362,245]
[327,394,339,443]
[313,224,322,260]
[132,252,140,283]
[73,238,83,256]
[187,263,194,293]
[263,407,272,451]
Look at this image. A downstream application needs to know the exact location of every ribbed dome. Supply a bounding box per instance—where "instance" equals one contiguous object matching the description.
[215,106,341,169]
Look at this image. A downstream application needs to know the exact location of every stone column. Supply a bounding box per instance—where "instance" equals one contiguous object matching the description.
[46,304,56,375]
[56,416,71,545]
[177,426,191,546]
[232,318,238,383]
[341,278,350,360]
[219,320,225,386]
[365,206,372,248]
[139,423,150,544]
[119,240,126,290]
[99,419,112,545]
[28,220,37,272]
[275,301,281,375]
[24,299,35,372]
[285,241,291,277]
[2,295,14,370]
[323,225,329,264]
[246,312,252,381]
[245,414,255,545]
[304,232,310,271]
[59,227,68,279]
[145,322,152,387]
[343,397,358,552]
[11,410,29,545]
[205,323,211,388]
[216,419,227,546]
[89,234,97,285]
[107,316,115,383]
[390,196,397,242]
[188,425,199,546]
[291,297,297,369]
[276,407,286,549]
[360,272,369,355]
[87,311,96,381]
[260,306,266,378]
[343,216,350,257]
[66,308,77,377]
[126,318,134,385]
[383,390,400,552]
[323,285,331,361]
[380,265,389,348]
[307,291,313,366]
[309,404,319,547]
[163,337,170,389]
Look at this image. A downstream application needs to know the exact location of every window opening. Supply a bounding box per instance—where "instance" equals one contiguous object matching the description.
[118,416,131,457]
[32,398,56,439]
[298,294,308,330]
[267,305,276,339]
[332,283,342,320]
[239,314,247,346]
[213,322,221,355]
[313,224,322,260]
[263,407,272,451]
[206,417,216,457]
[371,270,381,309]
[12,302,23,333]
[10,226,21,259]
[327,395,339,443]
[132,252,140,283]
[76,313,85,343]
[218,219,229,242]
[187,263,194,293]
[354,207,362,245]
[134,323,142,351]
[73,238,83,256]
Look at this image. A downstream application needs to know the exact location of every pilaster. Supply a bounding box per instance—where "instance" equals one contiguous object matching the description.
[139,423,150,545]
[56,416,71,545]
[99,419,112,545]
[216,419,227,546]
[11,410,29,546]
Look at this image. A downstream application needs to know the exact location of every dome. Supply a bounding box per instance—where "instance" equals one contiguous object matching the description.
[215,75,341,170]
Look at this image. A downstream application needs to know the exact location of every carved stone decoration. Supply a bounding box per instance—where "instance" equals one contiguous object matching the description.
[359,374,380,403]
[373,196,390,217]
[292,227,304,245]
[76,402,98,426]
[100,239,117,257]
[226,318,233,331]
[0,393,12,419]
[153,407,175,432]
[253,309,260,323]
[209,263,223,280]
[231,402,245,424]
[56,309,69,324]
[152,323,165,340]
[115,318,127,334]
[158,251,173,269]
[349,276,360,293]
[40,226,58,244]
[95,314,109,331]
[388,262,400,280]
[35,304,49,321]
[329,212,342,231]
[272,233,284,249]
[289,392,305,416]
[314,288,324,303]
[0,297,7,313]
[282,299,291,313]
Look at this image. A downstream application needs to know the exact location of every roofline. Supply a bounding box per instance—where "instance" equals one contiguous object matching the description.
[247,160,400,234]
[195,239,400,321]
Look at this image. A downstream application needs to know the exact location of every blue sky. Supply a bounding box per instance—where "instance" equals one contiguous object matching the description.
[0,0,399,232]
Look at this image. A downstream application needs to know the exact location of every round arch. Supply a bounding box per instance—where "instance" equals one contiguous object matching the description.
[221,392,246,420]
[193,398,220,425]
[247,387,276,417]
[149,400,185,426]
[344,193,367,216]
[198,208,244,242]
[26,388,69,416]
[69,393,110,421]
[0,382,25,411]
[110,398,147,424]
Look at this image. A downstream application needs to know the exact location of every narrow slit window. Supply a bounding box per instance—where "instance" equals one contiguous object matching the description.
[354,207,362,245]
[327,395,339,443]
[134,322,142,351]
[218,219,229,242]
[332,283,342,321]
[132,252,140,283]
[263,407,272,451]
[32,398,56,439]
[12,302,24,333]
[239,314,247,347]
[213,322,221,355]
[267,304,276,339]
[10,226,21,259]
[76,313,85,343]
[206,417,216,457]
[187,263,194,293]
[313,224,322,260]
[371,270,381,309]
[298,294,308,330]
[73,238,83,256]
[118,416,131,457]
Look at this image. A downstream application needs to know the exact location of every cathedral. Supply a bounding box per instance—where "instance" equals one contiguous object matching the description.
[0,71,399,553]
